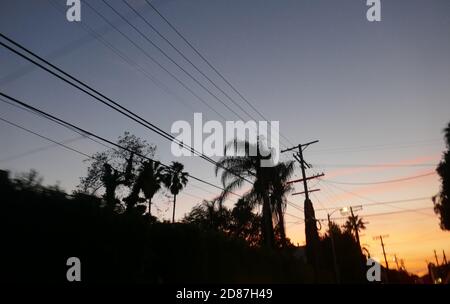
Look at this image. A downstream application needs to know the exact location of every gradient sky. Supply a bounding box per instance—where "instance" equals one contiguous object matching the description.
[1,0,449,275]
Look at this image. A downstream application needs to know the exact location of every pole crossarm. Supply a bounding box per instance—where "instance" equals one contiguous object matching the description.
[280,140,319,154]
[292,189,320,196]
[287,173,325,185]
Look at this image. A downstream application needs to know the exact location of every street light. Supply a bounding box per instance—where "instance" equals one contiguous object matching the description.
[327,205,364,284]
[341,205,363,250]
[340,206,349,214]
[340,205,363,215]
[326,206,351,284]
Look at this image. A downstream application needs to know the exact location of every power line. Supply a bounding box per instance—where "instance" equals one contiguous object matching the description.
[319,180,436,218]
[323,172,436,185]
[89,0,284,156]
[0,96,113,151]
[287,201,304,212]
[80,1,227,121]
[285,212,304,221]
[99,0,249,122]
[0,91,243,196]
[0,135,84,163]
[312,139,442,154]
[0,36,174,144]
[0,32,253,185]
[323,207,433,221]
[187,181,243,203]
[123,0,290,149]
[0,0,124,87]
[121,1,257,122]
[0,116,91,159]
[315,207,434,223]
[2,92,258,207]
[179,191,206,202]
[3,92,297,215]
[142,0,295,147]
[0,112,229,203]
[313,196,433,212]
[46,0,201,118]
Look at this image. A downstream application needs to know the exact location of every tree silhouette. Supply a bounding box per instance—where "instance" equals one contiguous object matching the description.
[163,161,188,223]
[183,198,263,247]
[183,199,231,231]
[140,160,165,216]
[343,214,367,252]
[3,168,316,284]
[322,221,367,283]
[124,160,165,216]
[270,161,294,247]
[215,139,294,249]
[434,121,450,230]
[78,132,155,211]
[230,198,261,246]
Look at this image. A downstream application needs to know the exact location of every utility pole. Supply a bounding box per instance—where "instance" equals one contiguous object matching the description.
[394,254,400,270]
[373,235,389,282]
[443,250,448,265]
[283,141,324,201]
[350,206,362,251]
[281,140,323,271]
[400,259,406,271]
[434,250,440,266]
[327,213,340,283]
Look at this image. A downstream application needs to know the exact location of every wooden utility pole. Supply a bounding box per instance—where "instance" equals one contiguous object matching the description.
[375,235,389,270]
[281,140,323,270]
[350,206,362,251]
[394,254,400,270]
[327,213,340,283]
[434,250,440,266]
[443,250,448,265]
[373,234,389,283]
[400,259,406,271]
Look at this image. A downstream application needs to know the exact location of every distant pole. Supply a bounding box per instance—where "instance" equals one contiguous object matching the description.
[400,259,406,271]
[380,236,389,271]
[327,213,340,283]
[443,250,448,265]
[434,250,440,266]
[373,234,389,283]
[350,206,361,251]
[394,254,400,270]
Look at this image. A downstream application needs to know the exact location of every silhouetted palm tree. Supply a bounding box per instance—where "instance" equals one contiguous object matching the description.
[343,215,367,234]
[124,160,164,215]
[343,214,367,248]
[164,162,188,223]
[140,160,165,216]
[270,161,295,247]
[215,140,293,248]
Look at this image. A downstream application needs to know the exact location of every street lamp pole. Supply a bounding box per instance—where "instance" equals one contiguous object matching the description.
[327,204,363,284]
[327,212,340,283]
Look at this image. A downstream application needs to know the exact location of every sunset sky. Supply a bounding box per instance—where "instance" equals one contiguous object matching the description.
[1,0,449,275]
